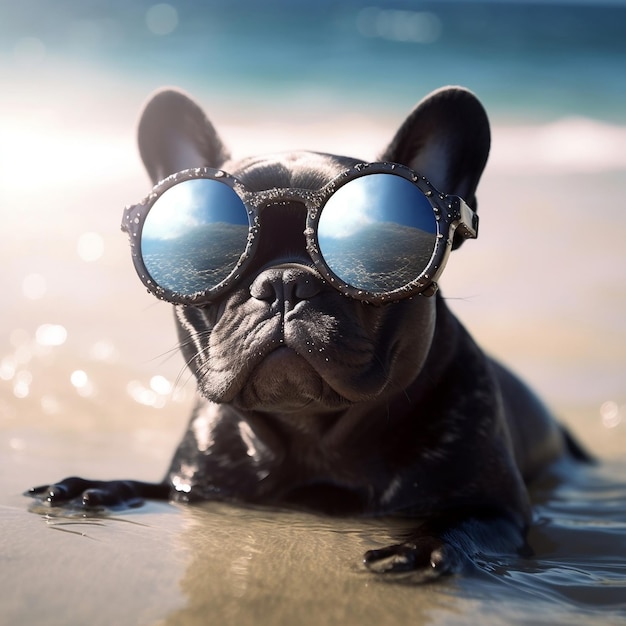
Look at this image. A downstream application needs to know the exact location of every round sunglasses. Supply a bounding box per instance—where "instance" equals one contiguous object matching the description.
[121,162,478,306]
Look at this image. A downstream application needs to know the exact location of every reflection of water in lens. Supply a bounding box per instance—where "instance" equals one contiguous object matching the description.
[141,179,249,295]
[143,223,249,295]
[320,222,436,292]
[318,174,437,292]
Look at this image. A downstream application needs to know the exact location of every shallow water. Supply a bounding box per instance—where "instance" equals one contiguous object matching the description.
[2,1,626,623]
[3,447,626,625]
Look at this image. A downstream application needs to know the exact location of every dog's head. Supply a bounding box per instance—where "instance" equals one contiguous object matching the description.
[135,87,490,429]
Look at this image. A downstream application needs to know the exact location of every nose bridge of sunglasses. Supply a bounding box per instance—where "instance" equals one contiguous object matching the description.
[248,200,312,267]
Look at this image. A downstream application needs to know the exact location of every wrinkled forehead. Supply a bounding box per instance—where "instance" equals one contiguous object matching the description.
[223,151,360,192]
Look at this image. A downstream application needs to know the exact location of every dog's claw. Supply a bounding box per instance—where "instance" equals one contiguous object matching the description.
[363,539,460,581]
[364,543,424,573]
[25,477,147,510]
[26,477,94,504]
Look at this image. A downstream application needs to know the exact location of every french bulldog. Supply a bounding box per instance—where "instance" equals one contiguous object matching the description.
[28,86,585,581]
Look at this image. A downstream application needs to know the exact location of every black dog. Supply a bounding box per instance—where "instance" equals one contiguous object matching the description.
[28,86,582,581]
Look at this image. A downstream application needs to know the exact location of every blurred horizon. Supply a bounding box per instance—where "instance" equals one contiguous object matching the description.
[2,0,626,124]
[2,0,626,192]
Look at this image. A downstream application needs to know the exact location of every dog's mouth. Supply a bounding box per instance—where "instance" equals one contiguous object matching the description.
[185,298,400,414]
[231,345,345,413]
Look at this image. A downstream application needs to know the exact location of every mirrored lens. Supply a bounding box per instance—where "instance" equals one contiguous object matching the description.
[317,173,438,293]
[141,178,250,295]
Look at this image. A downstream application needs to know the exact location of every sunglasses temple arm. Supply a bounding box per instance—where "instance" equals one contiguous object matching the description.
[121,204,143,235]
[451,197,479,239]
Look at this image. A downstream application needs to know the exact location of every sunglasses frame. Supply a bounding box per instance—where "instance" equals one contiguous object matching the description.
[122,162,478,306]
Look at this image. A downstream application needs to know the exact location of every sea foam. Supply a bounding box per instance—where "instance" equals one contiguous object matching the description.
[490,117,626,175]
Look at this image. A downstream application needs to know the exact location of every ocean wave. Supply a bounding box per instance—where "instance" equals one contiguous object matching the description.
[224,116,626,176]
[2,100,624,195]
[490,117,626,174]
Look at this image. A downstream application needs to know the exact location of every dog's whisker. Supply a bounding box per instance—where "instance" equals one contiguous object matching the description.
[173,343,212,392]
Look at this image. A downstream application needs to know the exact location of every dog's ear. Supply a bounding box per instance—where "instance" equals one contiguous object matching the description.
[381,86,490,249]
[138,88,230,184]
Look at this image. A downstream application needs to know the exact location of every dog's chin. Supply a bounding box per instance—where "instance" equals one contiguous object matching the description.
[229,347,346,413]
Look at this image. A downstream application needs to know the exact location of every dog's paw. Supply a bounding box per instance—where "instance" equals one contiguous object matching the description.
[363,537,463,582]
[25,477,150,511]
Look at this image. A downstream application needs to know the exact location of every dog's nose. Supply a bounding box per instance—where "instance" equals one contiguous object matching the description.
[249,265,323,305]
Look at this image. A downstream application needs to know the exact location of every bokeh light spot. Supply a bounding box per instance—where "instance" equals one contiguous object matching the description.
[146,4,178,35]
[0,357,17,381]
[35,324,67,347]
[356,9,441,44]
[89,340,119,363]
[70,369,95,397]
[150,374,172,395]
[13,370,32,399]
[600,400,622,429]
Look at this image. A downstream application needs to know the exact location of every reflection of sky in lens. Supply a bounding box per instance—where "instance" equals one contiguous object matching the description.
[140,179,250,294]
[143,179,248,241]
[317,174,438,292]
[319,174,435,240]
